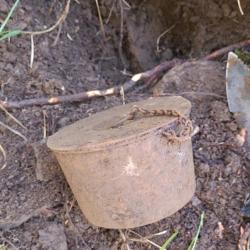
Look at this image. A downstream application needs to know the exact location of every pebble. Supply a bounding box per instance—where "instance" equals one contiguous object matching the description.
[39,224,68,250]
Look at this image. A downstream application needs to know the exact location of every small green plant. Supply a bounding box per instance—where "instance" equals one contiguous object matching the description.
[187,211,205,250]
[0,0,22,41]
[0,244,6,250]
[235,48,250,66]
[159,230,179,250]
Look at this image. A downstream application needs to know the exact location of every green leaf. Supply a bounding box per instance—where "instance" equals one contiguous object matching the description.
[0,244,6,250]
[0,0,20,33]
[0,30,21,41]
[159,230,179,250]
[187,211,205,250]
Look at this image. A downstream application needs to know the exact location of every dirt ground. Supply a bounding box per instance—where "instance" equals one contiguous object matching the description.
[1,0,250,249]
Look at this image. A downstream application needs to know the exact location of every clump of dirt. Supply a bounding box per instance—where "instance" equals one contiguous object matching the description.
[0,0,250,249]
[103,0,250,70]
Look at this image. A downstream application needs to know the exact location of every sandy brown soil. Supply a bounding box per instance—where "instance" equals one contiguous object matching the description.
[0,0,250,249]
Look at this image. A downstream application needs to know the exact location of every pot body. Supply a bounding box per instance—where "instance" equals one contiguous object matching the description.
[54,129,195,229]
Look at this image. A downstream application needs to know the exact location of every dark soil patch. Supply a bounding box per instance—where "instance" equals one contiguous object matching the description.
[0,0,250,249]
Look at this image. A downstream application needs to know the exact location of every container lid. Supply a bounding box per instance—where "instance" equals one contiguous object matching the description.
[47,96,191,152]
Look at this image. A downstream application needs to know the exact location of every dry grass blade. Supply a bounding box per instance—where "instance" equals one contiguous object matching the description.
[119,0,124,63]
[128,230,161,248]
[0,0,20,33]
[0,144,7,170]
[106,0,116,24]
[52,23,62,46]
[30,34,34,68]
[237,0,244,15]
[0,103,26,129]
[119,230,131,250]
[0,0,21,41]
[0,121,27,141]
[121,0,131,9]
[159,231,178,250]
[156,24,175,53]
[95,0,106,39]
[146,229,169,239]
[42,110,47,139]
[22,0,71,36]
[187,211,205,250]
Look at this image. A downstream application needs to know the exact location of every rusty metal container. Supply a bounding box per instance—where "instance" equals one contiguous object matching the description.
[47,96,195,229]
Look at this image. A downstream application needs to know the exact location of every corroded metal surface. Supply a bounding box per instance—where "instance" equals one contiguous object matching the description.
[226,52,250,144]
[47,96,195,229]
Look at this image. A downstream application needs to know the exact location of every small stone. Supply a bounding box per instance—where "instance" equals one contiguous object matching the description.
[161,48,174,61]
[31,141,60,182]
[57,117,71,128]
[39,224,68,250]
[199,163,210,173]
[191,196,202,207]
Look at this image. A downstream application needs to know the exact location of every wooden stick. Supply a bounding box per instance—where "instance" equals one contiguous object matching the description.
[2,37,250,110]
[0,60,180,109]
[204,39,250,60]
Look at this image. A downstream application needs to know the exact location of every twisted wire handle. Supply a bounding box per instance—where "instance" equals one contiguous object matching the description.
[112,105,193,143]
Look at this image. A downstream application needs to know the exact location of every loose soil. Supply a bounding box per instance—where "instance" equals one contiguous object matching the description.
[0,0,250,249]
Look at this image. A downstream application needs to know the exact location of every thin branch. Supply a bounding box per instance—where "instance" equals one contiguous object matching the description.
[0,60,180,109]
[1,86,125,109]
[204,39,250,60]
[2,36,250,110]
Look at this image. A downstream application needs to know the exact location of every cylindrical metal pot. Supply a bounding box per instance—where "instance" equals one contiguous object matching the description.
[47,96,195,229]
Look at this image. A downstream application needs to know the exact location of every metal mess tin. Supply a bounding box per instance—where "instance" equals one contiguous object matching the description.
[47,96,195,229]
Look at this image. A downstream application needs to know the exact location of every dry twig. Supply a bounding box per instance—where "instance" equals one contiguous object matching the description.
[128,230,161,248]
[0,120,27,141]
[0,103,26,129]
[0,59,180,109]
[204,39,250,60]
[0,144,7,170]
[2,38,250,110]
[95,0,106,39]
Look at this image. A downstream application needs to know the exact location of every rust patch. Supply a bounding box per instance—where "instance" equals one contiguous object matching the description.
[227,56,238,68]
[244,75,250,86]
